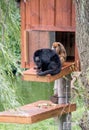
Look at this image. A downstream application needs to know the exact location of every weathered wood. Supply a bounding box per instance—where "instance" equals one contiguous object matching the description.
[40,0,55,26]
[67,0,72,26]
[25,0,75,30]
[26,25,75,32]
[27,31,50,67]
[26,1,30,28]
[72,1,76,27]
[56,0,72,26]
[24,31,29,63]
[20,1,26,68]
[26,0,40,27]
[0,100,76,124]
[22,62,76,82]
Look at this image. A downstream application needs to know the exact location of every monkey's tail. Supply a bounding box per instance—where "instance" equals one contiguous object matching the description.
[37,69,61,76]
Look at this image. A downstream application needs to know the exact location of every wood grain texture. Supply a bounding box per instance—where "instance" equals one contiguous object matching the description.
[26,31,50,65]
[25,0,75,30]
[26,0,40,27]
[20,1,26,68]
[22,62,76,82]
[26,25,75,32]
[0,100,76,124]
[56,0,72,26]
[40,0,55,26]
[72,1,76,27]
[24,31,29,63]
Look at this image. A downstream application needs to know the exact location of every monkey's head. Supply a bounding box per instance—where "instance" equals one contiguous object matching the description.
[52,42,62,54]
[34,56,42,68]
[52,42,67,65]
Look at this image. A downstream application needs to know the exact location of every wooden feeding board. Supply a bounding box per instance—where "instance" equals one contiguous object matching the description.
[0,100,76,124]
[22,62,76,82]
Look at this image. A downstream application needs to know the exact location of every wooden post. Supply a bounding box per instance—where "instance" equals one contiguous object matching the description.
[54,75,71,130]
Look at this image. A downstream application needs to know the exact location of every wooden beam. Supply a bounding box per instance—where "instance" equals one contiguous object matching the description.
[26,25,75,32]
[0,100,76,124]
[20,1,26,68]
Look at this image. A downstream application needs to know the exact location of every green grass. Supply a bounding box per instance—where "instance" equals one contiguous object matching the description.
[14,77,54,104]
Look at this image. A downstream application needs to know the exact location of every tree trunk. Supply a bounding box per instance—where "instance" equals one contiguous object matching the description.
[75,0,89,129]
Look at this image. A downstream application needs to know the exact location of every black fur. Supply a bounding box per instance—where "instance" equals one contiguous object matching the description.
[33,49,61,76]
[15,0,20,2]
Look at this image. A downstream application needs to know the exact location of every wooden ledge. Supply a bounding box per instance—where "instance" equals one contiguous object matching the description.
[0,100,76,124]
[26,25,75,32]
[22,62,76,82]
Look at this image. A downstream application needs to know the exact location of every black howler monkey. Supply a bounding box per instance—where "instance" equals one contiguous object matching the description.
[33,49,61,76]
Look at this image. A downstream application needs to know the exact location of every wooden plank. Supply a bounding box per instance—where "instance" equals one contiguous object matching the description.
[28,31,40,64]
[55,0,63,26]
[25,0,75,29]
[55,0,72,27]
[25,1,30,28]
[66,0,72,26]
[25,0,76,31]
[0,100,76,124]
[22,30,50,68]
[26,0,40,27]
[30,0,40,26]
[26,31,50,66]
[26,25,75,32]
[22,62,76,82]
[72,1,76,27]
[20,1,26,68]
[40,0,55,26]
[24,31,29,63]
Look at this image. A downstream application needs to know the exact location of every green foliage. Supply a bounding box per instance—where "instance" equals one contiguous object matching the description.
[0,70,20,110]
[0,0,21,110]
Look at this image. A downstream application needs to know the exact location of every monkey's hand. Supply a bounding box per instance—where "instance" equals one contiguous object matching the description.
[34,66,42,74]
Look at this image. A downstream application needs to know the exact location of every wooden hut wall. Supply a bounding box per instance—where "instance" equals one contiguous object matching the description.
[25,0,75,30]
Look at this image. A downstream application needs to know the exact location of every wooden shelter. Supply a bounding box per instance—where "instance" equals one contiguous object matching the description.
[20,0,80,82]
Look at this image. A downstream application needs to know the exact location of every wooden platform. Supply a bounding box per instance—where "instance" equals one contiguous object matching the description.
[0,100,76,124]
[22,62,76,82]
